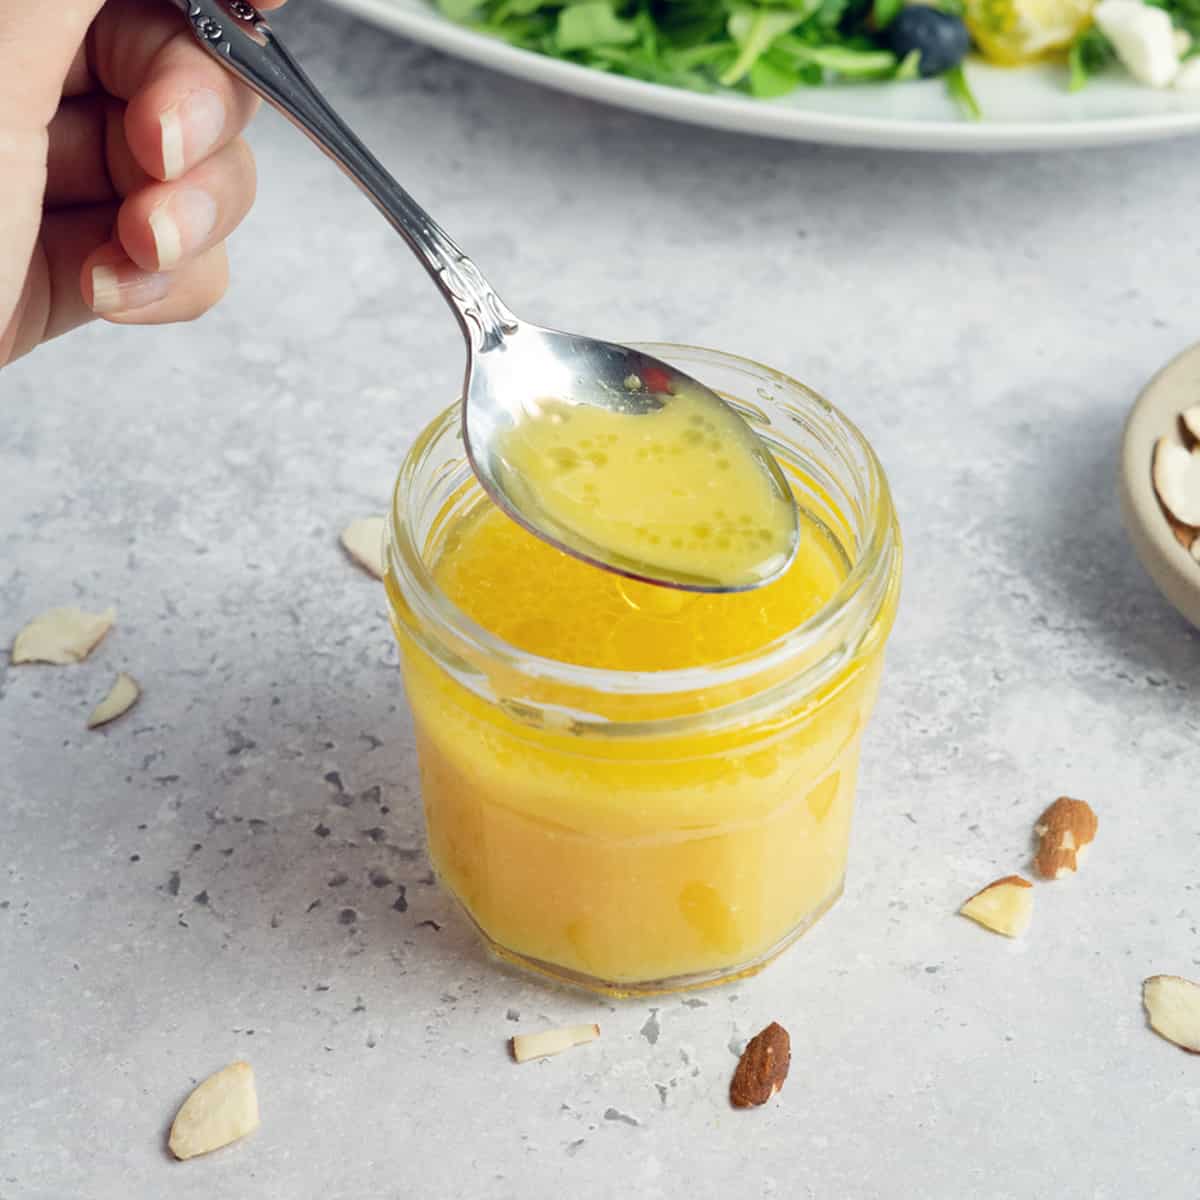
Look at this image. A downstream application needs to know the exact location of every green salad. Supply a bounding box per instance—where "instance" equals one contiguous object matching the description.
[432,0,1200,118]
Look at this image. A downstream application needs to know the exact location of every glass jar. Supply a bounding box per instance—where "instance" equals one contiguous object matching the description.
[385,345,902,997]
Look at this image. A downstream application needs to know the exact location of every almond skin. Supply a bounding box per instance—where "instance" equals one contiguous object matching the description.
[730,1021,791,1108]
[1034,797,1098,879]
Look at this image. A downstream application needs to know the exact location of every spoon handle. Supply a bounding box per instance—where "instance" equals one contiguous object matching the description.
[168,0,517,349]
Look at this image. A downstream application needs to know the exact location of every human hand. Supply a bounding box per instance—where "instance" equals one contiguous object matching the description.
[1,0,288,367]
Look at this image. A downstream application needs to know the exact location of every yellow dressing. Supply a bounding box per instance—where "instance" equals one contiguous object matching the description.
[433,500,844,671]
[389,487,894,989]
[492,386,796,589]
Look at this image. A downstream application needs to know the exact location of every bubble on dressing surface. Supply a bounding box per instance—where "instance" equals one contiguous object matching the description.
[431,499,846,672]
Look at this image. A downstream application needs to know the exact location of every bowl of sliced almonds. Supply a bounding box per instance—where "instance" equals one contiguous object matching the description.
[1120,342,1200,631]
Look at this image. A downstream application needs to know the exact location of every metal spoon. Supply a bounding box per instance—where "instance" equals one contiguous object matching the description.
[171,0,799,592]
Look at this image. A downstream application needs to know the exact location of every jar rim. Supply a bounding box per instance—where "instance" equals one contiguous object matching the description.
[386,342,900,702]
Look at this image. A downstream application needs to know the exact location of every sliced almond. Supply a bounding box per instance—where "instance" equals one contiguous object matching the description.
[730,1021,790,1109]
[1182,405,1200,446]
[87,673,141,729]
[1034,796,1098,879]
[959,875,1034,938]
[510,1023,599,1063]
[12,606,115,665]
[340,516,386,579]
[1167,511,1197,551]
[168,1061,260,1160]
[1143,975,1200,1053]
[1152,438,1200,527]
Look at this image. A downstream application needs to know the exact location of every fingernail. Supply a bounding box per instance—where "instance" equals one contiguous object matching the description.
[91,265,170,315]
[149,189,218,270]
[159,89,225,181]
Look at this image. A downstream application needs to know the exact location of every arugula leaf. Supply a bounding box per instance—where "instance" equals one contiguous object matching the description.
[894,47,921,79]
[649,0,728,46]
[749,53,804,94]
[557,2,640,51]
[871,0,904,28]
[1067,25,1115,90]
[484,9,558,50]
[778,37,897,75]
[437,0,487,22]
[491,0,551,17]
[721,9,807,85]
[668,40,737,68]
[945,63,980,119]
[811,0,852,32]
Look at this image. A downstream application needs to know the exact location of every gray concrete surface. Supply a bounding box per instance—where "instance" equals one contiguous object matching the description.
[2,4,1200,1197]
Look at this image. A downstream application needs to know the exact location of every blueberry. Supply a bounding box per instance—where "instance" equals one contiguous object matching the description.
[887,7,970,77]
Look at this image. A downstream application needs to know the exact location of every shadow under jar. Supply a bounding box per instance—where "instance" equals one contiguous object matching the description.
[385,345,902,997]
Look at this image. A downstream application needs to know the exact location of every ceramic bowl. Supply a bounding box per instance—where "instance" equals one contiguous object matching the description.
[1119,342,1200,631]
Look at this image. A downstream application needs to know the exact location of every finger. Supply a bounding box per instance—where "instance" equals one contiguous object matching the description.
[45,95,153,207]
[59,0,289,100]
[84,242,230,327]
[44,96,110,206]
[0,248,48,367]
[116,137,255,273]
[63,43,96,98]
[91,0,259,182]
[33,202,120,344]
[0,0,105,128]
[0,0,104,334]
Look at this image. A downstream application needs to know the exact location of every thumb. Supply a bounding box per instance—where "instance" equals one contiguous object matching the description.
[0,0,105,357]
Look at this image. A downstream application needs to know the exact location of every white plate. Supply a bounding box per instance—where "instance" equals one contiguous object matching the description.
[324,0,1200,150]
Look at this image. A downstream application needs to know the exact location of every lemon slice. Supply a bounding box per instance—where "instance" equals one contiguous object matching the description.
[966,0,1094,63]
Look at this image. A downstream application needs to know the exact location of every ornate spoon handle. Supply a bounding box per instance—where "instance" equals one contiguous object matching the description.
[167,0,516,348]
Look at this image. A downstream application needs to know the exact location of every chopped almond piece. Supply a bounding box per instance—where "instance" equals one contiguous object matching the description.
[959,875,1033,938]
[1143,975,1200,1053]
[340,516,387,579]
[510,1023,600,1063]
[1034,797,1098,879]
[730,1021,790,1109]
[1182,406,1200,446]
[168,1061,260,1160]
[12,606,115,665]
[1167,513,1197,551]
[87,673,141,729]
[1152,438,1200,527]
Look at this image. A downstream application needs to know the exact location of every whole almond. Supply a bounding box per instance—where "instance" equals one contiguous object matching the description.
[1034,797,1098,879]
[730,1021,790,1109]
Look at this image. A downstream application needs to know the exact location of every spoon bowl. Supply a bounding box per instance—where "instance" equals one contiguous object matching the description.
[463,325,799,591]
[173,0,798,591]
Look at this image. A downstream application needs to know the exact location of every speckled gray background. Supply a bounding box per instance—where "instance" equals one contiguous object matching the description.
[3,4,1200,1198]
